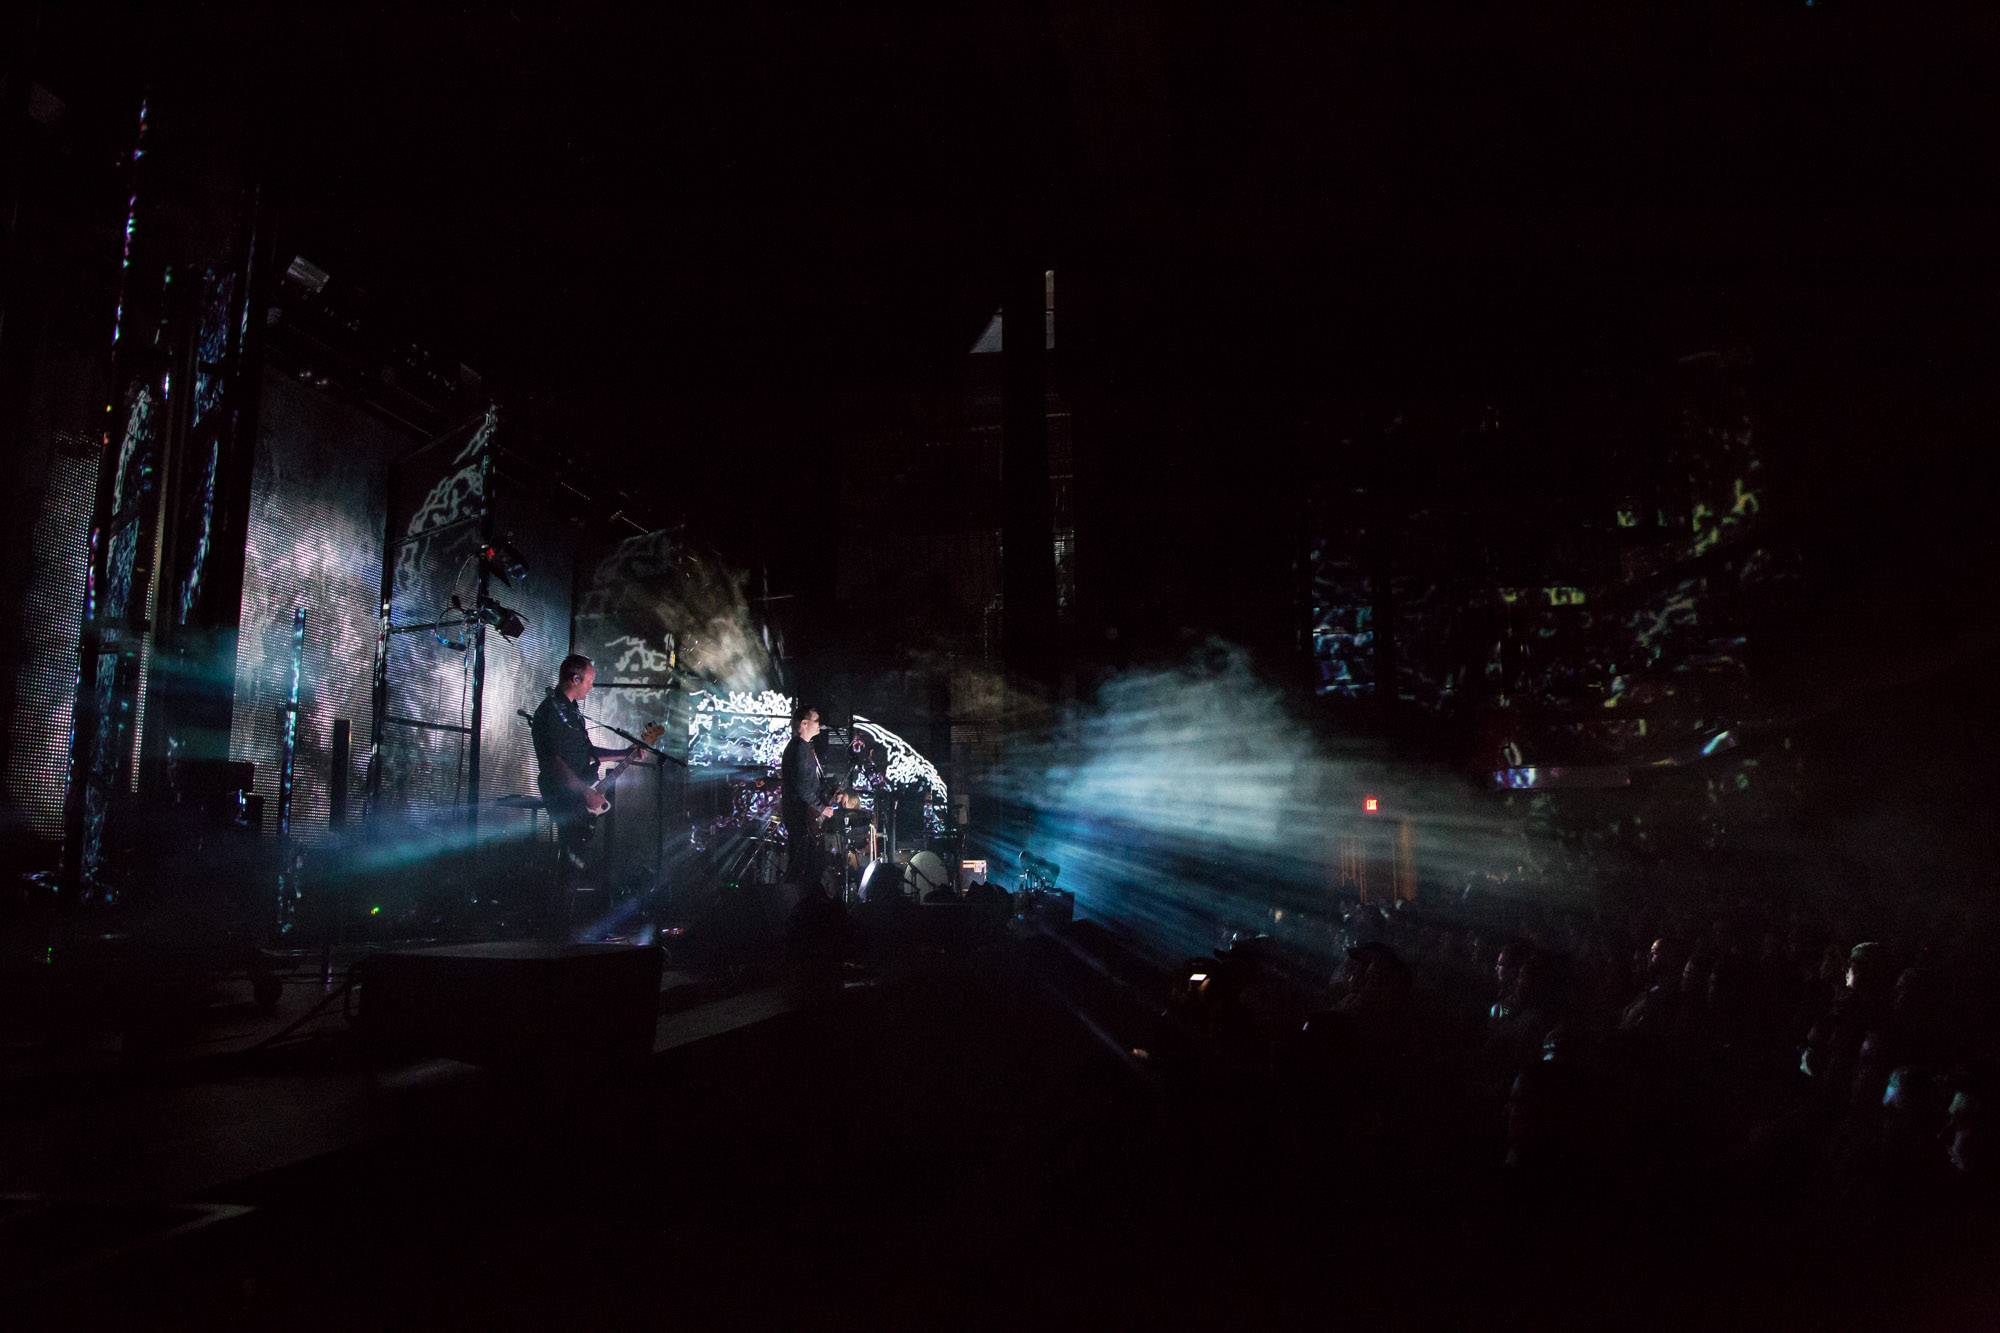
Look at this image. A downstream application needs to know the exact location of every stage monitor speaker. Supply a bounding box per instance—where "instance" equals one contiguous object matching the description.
[357,941,663,1066]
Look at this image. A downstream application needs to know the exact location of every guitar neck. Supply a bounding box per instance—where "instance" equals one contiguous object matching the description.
[590,727,665,792]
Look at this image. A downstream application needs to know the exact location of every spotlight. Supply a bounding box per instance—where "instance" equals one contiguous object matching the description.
[1363,795,1380,814]
[479,539,529,587]
[477,596,529,641]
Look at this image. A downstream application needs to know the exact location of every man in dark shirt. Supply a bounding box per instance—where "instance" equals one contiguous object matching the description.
[780,704,834,894]
[529,654,640,931]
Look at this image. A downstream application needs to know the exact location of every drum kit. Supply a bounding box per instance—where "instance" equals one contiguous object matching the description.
[825,792,894,901]
[497,777,974,910]
[821,787,962,904]
[849,848,953,903]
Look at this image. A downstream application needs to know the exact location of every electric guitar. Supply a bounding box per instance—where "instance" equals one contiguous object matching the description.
[812,784,859,826]
[572,722,666,844]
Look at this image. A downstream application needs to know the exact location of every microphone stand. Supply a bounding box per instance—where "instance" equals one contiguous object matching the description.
[581,710,686,915]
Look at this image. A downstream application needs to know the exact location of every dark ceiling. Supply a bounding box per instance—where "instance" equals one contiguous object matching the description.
[266,7,1045,427]
[45,4,2000,413]
[29,3,2000,627]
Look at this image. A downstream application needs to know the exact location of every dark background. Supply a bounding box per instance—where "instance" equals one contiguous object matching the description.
[13,0,1999,773]
[5,15,1999,1321]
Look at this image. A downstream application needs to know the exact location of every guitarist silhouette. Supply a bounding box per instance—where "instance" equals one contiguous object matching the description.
[529,654,649,936]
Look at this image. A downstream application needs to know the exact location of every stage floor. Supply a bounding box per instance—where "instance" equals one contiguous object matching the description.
[0,953,790,1204]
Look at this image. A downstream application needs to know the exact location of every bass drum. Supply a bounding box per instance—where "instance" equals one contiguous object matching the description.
[906,850,951,898]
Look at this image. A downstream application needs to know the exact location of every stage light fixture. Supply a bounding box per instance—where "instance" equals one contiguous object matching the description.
[479,539,529,587]
[1363,795,1380,814]
[477,596,529,641]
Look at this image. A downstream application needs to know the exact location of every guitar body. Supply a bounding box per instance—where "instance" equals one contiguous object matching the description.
[570,722,667,849]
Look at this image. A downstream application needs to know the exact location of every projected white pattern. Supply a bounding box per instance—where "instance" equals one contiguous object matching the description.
[575,529,772,691]
[377,405,574,818]
[109,381,156,518]
[683,693,947,826]
[571,535,685,775]
[378,407,529,814]
[373,414,492,816]
[392,407,494,605]
[852,715,947,808]
[8,438,99,842]
[230,370,400,844]
[688,689,793,771]
[605,634,672,677]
